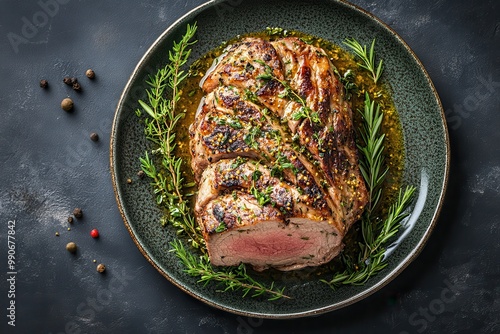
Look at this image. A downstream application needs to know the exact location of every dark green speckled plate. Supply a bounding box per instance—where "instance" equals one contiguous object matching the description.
[110,0,449,318]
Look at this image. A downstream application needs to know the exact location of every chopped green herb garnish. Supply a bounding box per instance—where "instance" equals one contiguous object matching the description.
[215,222,227,233]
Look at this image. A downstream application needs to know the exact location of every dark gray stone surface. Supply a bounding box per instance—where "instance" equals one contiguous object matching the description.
[0,0,498,333]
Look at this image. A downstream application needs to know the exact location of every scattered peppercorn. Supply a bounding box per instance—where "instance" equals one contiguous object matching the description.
[63,77,72,85]
[90,132,99,142]
[40,79,48,88]
[96,263,106,273]
[90,229,99,238]
[66,242,77,253]
[137,170,145,179]
[85,69,95,79]
[61,98,74,111]
[72,82,82,91]
[71,77,78,84]
[127,178,132,184]
[73,207,83,218]
[67,216,74,224]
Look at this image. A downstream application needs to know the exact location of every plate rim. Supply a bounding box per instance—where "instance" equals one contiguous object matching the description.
[109,0,450,319]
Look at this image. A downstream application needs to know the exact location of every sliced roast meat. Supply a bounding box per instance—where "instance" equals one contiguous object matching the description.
[189,86,334,214]
[189,36,368,271]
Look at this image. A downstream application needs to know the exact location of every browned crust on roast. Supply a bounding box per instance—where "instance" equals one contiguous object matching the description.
[190,37,368,270]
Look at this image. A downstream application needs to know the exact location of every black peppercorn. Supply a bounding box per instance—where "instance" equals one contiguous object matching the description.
[40,79,48,88]
[97,263,106,273]
[73,207,83,218]
[72,82,82,91]
[63,77,72,85]
[67,216,74,224]
[90,132,99,142]
[137,170,145,179]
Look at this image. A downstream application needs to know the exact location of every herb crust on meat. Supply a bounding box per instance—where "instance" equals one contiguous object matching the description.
[189,37,368,271]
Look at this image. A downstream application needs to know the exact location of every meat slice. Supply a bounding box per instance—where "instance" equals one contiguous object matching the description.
[201,37,284,93]
[189,85,273,181]
[201,37,303,132]
[200,192,343,271]
[190,36,368,271]
[196,158,332,221]
[272,38,368,227]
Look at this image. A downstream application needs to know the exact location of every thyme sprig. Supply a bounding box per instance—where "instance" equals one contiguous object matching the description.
[343,38,383,84]
[137,23,202,250]
[137,23,288,300]
[322,93,416,288]
[139,152,201,249]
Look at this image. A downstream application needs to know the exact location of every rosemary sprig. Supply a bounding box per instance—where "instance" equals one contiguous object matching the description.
[322,93,416,288]
[357,92,388,213]
[137,23,288,300]
[171,240,290,300]
[323,186,415,287]
[343,38,383,84]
